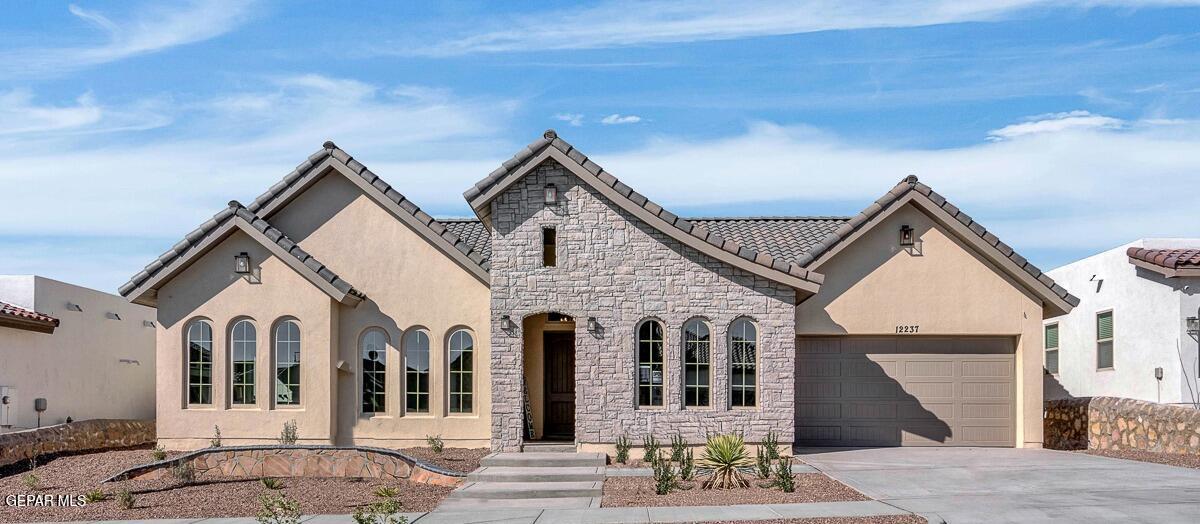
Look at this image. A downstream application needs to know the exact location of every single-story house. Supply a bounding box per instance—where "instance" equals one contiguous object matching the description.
[119,130,1077,452]
[1045,239,1200,405]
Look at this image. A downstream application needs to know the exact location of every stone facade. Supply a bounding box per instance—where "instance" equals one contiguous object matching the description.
[1045,397,1200,454]
[489,160,797,451]
[0,419,155,467]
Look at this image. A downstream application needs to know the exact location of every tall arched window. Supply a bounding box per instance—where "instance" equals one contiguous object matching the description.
[361,329,387,414]
[230,319,256,405]
[637,320,664,407]
[448,329,474,414]
[186,320,213,405]
[405,330,430,413]
[274,319,301,405]
[683,319,711,407]
[730,318,757,407]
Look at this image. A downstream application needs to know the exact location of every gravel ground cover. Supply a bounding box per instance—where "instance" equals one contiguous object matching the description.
[603,474,870,507]
[1082,449,1200,469]
[399,446,488,473]
[0,446,453,522]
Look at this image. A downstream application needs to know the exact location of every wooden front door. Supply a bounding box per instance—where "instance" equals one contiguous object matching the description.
[543,332,576,440]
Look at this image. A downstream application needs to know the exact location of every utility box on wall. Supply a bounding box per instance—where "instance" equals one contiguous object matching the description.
[0,386,16,428]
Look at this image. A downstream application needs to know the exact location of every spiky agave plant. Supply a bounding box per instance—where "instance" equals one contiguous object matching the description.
[698,433,752,489]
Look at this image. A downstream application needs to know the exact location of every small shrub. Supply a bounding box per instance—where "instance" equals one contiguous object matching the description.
[152,444,167,461]
[211,425,223,448]
[352,496,407,524]
[762,430,780,460]
[373,485,399,498]
[261,477,284,490]
[670,434,687,463]
[84,489,107,503]
[698,433,751,489]
[651,451,679,495]
[256,493,301,524]
[170,463,196,484]
[279,420,299,445]
[771,456,796,493]
[755,446,772,479]
[116,489,135,510]
[425,434,444,454]
[641,434,660,464]
[615,434,631,464]
[679,447,696,481]
[22,473,40,491]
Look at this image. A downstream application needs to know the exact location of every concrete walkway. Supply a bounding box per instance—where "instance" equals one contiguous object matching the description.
[797,446,1200,524]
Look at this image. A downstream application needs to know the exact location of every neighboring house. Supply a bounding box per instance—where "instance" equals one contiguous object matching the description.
[0,275,156,431]
[1044,240,1200,406]
[120,131,1077,452]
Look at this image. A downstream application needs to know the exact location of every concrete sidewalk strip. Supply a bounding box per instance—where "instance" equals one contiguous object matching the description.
[767,500,910,518]
[410,508,542,523]
[536,507,650,524]
[606,464,818,477]
[646,504,782,522]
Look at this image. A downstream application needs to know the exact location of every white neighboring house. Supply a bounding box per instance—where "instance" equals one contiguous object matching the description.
[0,275,156,431]
[1044,239,1200,406]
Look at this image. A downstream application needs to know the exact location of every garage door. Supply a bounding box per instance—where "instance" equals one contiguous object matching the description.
[795,336,1015,447]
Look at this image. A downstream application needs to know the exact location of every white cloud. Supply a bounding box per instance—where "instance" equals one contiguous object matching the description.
[986,110,1124,140]
[0,1,256,78]
[403,0,1200,56]
[0,89,171,136]
[554,113,585,126]
[601,114,642,125]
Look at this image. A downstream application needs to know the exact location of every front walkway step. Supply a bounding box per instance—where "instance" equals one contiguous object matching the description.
[480,451,606,467]
[434,495,601,510]
[521,442,576,452]
[468,465,604,482]
[448,480,603,499]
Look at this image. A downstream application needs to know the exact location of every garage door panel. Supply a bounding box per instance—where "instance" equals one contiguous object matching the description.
[904,360,955,378]
[961,402,1010,419]
[899,400,954,421]
[847,401,897,419]
[904,381,955,399]
[847,425,900,444]
[961,381,1011,399]
[798,359,841,377]
[847,358,897,378]
[844,337,896,354]
[798,381,841,399]
[897,337,956,354]
[796,425,842,442]
[796,402,841,419]
[798,338,842,355]
[962,360,1012,378]
[844,381,899,399]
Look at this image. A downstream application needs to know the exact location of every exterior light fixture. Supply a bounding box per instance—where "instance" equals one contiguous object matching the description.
[234,252,251,274]
[500,314,515,330]
[544,183,557,204]
[587,316,599,333]
[899,225,915,247]
[1187,316,1199,336]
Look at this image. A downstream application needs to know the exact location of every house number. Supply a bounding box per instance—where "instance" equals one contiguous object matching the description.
[895,325,920,334]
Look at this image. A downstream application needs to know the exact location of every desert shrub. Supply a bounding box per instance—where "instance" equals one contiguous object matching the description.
[762,430,780,460]
[670,434,687,463]
[679,448,696,481]
[84,489,107,503]
[771,456,796,493]
[373,485,399,498]
[152,444,167,461]
[641,434,660,463]
[261,477,284,490]
[425,434,444,454]
[170,463,196,484]
[615,434,631,464]
[256,493,301,524]
[116,489,135,510]
[652,451,679,495]
[211,425,223,448]
[352,496,407,524]
[698,433,751,489]
[755,446,772,479]
[22,473,40,491]
[279,420,299,445]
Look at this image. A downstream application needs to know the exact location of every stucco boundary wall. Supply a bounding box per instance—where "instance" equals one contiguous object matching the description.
[0,419,155,468]
[1045,397,1200,453]
[105,445,464,487]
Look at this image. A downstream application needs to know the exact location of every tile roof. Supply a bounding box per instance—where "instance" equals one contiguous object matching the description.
[1127,247,1200,270]
[440,219,492,265]
[795,175,1080,308]
[0,301,60,328]
[689,217,849,263]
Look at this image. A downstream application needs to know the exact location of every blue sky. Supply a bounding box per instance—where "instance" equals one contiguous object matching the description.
[2,1,1200,292]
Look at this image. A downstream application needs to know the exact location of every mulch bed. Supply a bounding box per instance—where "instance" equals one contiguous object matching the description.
[1082,449,1200,469]
[602,474,870,507]
[400,446,489,473]
[0,446,452,522]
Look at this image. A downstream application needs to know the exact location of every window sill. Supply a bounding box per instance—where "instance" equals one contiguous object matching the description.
[403,413,436,419]
[360,414,393,420]
[185,405,217,410]
[229,405,260,411]
[1097,367,1115,372]
[274,405,304,410]
[636,406,666,411]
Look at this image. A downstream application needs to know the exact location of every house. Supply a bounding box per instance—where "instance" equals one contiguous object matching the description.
[119,130,1077,452]
[0,275,156,431]
[1044,239,1200,406]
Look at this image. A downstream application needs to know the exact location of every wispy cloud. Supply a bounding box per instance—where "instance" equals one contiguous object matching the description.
[986,110,1124,140]
[401,0,1200,56]
[554,113,585,126]
[0,89,171,136]
[601,114,642,125]
[0,1,257,78]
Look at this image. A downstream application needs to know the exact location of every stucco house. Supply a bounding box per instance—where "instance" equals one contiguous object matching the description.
[1044,239,1200,406]
[120,130,1077,452]
[1,275,156,431]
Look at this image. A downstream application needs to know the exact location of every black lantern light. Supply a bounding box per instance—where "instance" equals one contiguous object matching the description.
[544,183,557,204]
[899,225,915,247]
[234,252,251,274]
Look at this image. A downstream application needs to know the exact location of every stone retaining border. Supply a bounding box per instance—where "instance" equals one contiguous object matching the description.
[1045,396,1200,453]
[104,444,465,486]
[0,419,155,468]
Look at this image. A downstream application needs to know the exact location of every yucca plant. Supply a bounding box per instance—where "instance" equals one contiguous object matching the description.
[641,435,660,464]
[670,434,687,463]
[698,433,751,489]
[374,485,399,498]
[755,445,771,479]
[762,430,780,460]
[261,477,284,490]
[615,434,631,464]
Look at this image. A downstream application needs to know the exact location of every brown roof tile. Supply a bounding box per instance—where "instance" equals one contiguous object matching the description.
[1127,247,1200,269]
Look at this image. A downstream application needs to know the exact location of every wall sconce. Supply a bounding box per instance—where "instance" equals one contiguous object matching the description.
[500,314,515,330]
[544,183,557,204]
[899,225,915,246]
[587,316,599,333]
[1187,316,1199,336]
[234,252,251,274]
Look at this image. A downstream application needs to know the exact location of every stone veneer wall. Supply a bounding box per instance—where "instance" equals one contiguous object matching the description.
[488,159,798,452]
[0,419,155,467]
[1045,397,1200,453]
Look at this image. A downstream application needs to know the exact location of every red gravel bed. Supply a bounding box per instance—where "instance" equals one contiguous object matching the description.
[399,447,488,473]
[602,474,870,507]
[1082,449,1200,469]
[0,447,452,522]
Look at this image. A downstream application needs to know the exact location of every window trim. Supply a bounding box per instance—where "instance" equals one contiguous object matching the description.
[273,318,303,408]
[185,318,214,407]
[635,318,666,409]
[728,317,759,409]
[1096,309,1114,371]
[404,327,433,416]
[681,317,713,409]
[228,318,258,407]
[1043,321,1059,376]
[446,328,476,415]
[359,327,389,416]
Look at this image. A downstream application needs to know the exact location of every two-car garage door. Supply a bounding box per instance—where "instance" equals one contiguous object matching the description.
[795,336,1015,447]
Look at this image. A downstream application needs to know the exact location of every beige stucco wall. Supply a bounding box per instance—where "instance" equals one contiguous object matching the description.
[0,276,155,431]
[796,203,1046,447]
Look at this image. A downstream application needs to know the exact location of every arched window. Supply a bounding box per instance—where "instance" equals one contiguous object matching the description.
[186,320,213,405]
[361,329,387,414]
[230,319,256,405]
[274,320,301,405]
[448,329,474,413]
[730,318,757,407]
[683,319,711,407]
[405,330,430,413]
[637,320,664,407]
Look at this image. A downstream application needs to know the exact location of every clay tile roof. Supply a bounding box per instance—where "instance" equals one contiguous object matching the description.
[1127,247,1200,270]
[0,301,60,328]
[688,217,850,263]
[440,219,492,265]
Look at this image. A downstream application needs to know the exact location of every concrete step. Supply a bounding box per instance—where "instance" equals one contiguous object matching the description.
[481,451,606,468]
[521,442,576,453]
[448,480,603,499]
[434,496,600,510]
[467,466,604,482]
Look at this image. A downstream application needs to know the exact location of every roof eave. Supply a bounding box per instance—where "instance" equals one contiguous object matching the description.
[1129,257,1200,278]
[0,315,57,334]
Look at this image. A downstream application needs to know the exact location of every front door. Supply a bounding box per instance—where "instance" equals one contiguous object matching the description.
[543,332,575,440]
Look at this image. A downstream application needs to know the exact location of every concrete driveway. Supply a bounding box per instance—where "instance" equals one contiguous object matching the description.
[796,447,1200,523]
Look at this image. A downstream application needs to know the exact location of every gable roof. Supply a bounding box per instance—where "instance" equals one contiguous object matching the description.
[245,142,490,283]
[119,201,364,307]
[796,175,1079,317]
[1128,247,1200,277]
[463,130,824,295]
[440,219,493,265]
[689,217,849,263]
[0,301,59,334]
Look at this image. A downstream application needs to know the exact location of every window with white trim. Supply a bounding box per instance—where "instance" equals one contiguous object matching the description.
[448,330,474,413]
[275,320,301,405]
[730,318,757,407]
[637,320,664,407]
[231,320,256,405]
[361,329,387,414]
[1044,323,1059,375]
[1097,311,1114,370]
[683,319,711,407]
[405,330,430,413]
[186,320,213,405]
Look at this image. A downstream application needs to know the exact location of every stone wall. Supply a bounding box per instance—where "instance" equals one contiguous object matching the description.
[489,159,797,451]
[0,419,155,467]
[1044,397,1200,453]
